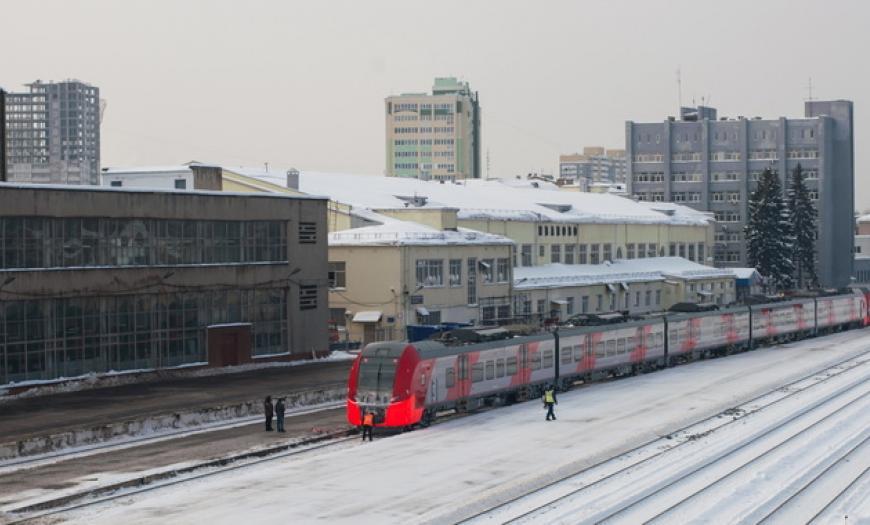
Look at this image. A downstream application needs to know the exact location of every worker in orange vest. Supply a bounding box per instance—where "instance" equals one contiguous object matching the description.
[361,410,375,442]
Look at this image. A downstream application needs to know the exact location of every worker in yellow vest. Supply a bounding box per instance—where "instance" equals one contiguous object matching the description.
[361,410,375,441]
[543,385,558,421]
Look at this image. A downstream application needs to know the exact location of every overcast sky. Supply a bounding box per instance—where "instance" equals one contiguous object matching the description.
[3,0,868,208]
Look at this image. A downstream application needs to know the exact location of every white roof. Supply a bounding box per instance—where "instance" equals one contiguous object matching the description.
[228,168,712,227]
[731,267,762,280]
[514,257,735,290]
[328,214,513,247]
[857,214,870,223]
[102,162,221,175]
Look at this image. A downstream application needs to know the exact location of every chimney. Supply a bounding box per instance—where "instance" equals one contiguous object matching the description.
[286,168,300,190]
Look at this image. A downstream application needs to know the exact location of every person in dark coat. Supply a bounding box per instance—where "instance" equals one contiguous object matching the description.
[264,396,274,431]
[275,398,286,433]
[543,385,557,421]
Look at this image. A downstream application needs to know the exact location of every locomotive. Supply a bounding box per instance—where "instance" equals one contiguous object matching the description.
[346,290,868,428]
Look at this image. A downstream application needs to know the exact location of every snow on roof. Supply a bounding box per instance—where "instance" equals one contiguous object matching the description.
[514,257,735,290]
[731,267,762,280]
[329,213,513,247]
[0,182,326,201]
[230,168,712,226]
[857,214,870,223]
[102,162,221,175]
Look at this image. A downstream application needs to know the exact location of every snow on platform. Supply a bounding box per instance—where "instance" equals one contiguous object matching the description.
[62,330,870,524]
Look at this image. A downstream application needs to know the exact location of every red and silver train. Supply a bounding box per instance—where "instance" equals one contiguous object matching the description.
[347,290,869,428]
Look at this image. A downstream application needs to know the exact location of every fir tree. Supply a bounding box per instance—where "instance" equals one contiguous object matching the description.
[745,168,794,291]
[787,163,819,289]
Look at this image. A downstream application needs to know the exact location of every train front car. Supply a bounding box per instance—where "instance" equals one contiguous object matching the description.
[346,342,424,428]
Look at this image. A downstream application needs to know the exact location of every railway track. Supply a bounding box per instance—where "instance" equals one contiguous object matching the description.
[759,435,870,524]
[0,400,346,475]
[5,431,359,525]
[601,384,870,523]
[460,348,870,524]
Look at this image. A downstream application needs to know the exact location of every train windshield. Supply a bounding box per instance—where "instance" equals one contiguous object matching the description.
[356,355,397,404]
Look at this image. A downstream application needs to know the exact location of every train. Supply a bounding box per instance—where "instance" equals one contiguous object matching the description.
[346,289,869,429]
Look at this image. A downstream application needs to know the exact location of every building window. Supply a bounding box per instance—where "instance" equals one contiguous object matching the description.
[627,243,635,259]
[590,244,600,265]
[496,258,510,283]
[637,243,646,259]
[0,217,287,270]
[596,294,603,311]
[578,244,588,264]
[537,299,546,314]
[581,296,588,313]
[566,297,575,315]
[564,244,575,264]
[645,290,651,306]
[110,180,122,187]
[480,259,495,284]
[467,258,477,305]
[298,222,317,244]
[669,243,676,257]
[299,285,318,310]
[449,259,462,287]
[539,245,545,258]
[416,259,444,287]
[551,244,561,263]
[521,244,532,266]
[174,179,187,189]
[328,261,346,289]
[603,244,612,262]
[655,290,661,305]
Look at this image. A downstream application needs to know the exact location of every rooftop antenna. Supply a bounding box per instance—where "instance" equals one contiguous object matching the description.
[807,77,814,101]
[676,68,683,110]
[264,162,269,173]
[486,148,491,179]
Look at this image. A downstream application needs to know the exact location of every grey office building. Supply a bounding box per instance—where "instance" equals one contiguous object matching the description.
[3,80,100,185]
[626,101,854,289]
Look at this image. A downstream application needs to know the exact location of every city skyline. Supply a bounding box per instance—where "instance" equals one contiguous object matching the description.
[2,0,868,207]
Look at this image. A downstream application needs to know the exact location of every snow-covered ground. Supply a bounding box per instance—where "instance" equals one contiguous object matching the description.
[56,330,870,525]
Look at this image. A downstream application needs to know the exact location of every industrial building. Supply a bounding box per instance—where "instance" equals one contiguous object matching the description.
[0,184,328,385]
[626,100,854,288]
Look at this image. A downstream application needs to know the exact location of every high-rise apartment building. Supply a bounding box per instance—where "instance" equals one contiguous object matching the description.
[0,87,6,182]
[3,80,100,184]
[559,147,627,185]
[626,101,854,289]
[385,77,481,181]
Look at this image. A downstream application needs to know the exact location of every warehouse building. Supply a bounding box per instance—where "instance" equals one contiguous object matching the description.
[0,184,328,385]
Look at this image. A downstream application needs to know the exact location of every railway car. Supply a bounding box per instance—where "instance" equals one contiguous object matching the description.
[347,290,869,429]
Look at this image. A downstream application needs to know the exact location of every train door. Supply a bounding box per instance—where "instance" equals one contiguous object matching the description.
[458,354,469,399]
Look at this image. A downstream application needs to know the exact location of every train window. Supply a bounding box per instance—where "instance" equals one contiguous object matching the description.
[542,350,554,368]
[627,336,635,349]
[669,330,679,345]
[531,352,542,370]
[446,367,455,388]
[595,342,605,358]
[506,356,518,375]
[472,363,484,383]
[606,340,616,356]
[647,334,654,348]
[485,361,495,380]
[561,347,572,365]
[496,359,505,378]
[656,333,663,347]
[573,345,582,361]
[459,358,467,380]
[617,339,626,354]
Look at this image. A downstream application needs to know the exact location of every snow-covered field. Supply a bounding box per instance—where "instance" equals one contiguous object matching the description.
[57,330,870,525]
